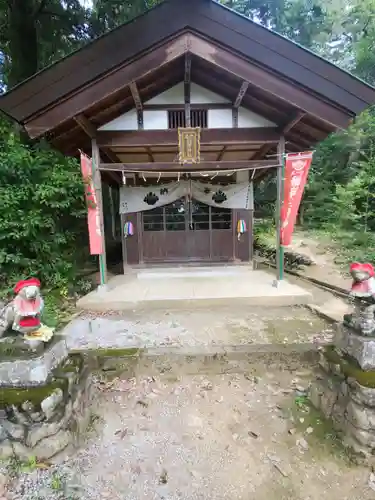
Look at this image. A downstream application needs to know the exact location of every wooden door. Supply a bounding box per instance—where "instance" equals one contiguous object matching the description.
[140,198,234,263]
[187,200,210,261]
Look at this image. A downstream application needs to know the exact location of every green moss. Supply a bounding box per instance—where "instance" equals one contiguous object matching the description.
[0,334,64,362]
[286,394,353,462]
[0,378,68,408]
[76,347,141,358]
[323,346,375,388]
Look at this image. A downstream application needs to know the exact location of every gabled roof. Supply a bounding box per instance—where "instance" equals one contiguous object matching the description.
[0,0,374,152]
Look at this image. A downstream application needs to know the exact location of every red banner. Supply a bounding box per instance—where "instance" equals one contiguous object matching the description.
[80,153,103,255]
[280,151,313,246]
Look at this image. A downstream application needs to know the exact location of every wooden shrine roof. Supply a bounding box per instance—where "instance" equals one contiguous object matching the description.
[0,0,374,166]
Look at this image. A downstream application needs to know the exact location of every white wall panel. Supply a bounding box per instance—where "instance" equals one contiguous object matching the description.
[208,109,232,128]
[238,108,275,128]
[143,110,168,130]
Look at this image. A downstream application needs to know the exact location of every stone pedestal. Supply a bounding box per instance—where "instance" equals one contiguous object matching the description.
[0,338,93,461]
[310,324,375,461]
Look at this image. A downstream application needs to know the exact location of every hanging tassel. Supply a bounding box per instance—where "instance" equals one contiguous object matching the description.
[142,172,146,183]
[157,172,161,183]
[237,219,247,241]
[122,171,126,185]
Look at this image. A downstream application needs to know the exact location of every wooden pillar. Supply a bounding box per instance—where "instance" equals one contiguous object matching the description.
[276,136,285,283]
[184,53,191,127]
[91,138,108,286]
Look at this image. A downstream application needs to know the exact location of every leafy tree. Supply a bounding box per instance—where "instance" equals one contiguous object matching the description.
[0,117,87,290]
[0,0,87,88]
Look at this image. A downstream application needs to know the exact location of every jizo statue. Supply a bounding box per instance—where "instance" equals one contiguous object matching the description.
[344,263,375,336]
[0,278,53,342]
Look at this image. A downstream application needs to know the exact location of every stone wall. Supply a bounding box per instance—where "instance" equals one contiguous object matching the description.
[0,352,93,461]
[310,335,375,462]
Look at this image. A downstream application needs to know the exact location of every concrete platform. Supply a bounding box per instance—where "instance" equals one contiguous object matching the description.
[77,266,312,312]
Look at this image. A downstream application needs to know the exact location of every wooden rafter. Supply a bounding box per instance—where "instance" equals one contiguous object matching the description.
[234,81,249,108]
[184,53,192,127]
[189,35,350,129]
[129,81,143,129]
[99,159,277,173]
[252,113,308,183]
[74,114,120,183]
[252,112,306,162]
[24,35,189,138]
[217,146,227,161]
[145,147,154,162]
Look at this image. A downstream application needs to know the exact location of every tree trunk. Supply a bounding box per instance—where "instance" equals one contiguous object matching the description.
[7,0,38,88]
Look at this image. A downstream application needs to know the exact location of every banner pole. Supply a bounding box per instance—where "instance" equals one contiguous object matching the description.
[276,137,285,282]
[91,138,107,287]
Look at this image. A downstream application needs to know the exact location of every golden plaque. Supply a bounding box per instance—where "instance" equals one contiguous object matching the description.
[178,127,201,164]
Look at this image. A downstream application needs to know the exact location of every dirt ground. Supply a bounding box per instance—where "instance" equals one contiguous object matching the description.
[288,230,351,290]
[8,367,375,500]
[64,305,335,352]
[5,232,365,500]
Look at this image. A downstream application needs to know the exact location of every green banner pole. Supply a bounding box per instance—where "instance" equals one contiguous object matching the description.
[276,137,285,282]
[91,139,107,287]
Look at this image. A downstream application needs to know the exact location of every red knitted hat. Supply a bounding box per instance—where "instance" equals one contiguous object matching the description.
[14,278,41,294]
[350,262,375,277]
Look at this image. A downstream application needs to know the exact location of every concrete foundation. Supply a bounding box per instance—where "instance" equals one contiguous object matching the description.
[77,267,312,312]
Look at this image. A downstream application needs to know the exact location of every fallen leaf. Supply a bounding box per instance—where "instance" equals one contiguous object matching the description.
[248,431,259,439]
[115,429,128,439]
[159,469,168,484]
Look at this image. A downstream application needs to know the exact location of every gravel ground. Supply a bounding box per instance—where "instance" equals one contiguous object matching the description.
[63,306,334,352]
[6,368,375,500]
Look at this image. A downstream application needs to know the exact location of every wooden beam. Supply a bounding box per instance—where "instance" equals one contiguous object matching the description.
[217,146,227,161]
[145,147,154,162]
[234,81,249,108]
[252,112,305,161]
[74,114,120,183]
[97,127,280,148]
[143,103,233,111]
[189,34,350,129]
[24,35,189,138]
[90,71,182,130]
[184,53,191,127]
[74,114,119,183]
[74,114,97,138]
[283,112,306,134]
[232,108,238,128]
[99,159,277,172]
[129,81,143,129]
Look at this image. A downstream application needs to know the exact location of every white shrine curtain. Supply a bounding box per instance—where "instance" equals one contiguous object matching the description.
[119,180,253,214]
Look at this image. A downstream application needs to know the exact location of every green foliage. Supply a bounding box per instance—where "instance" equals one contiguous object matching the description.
[0,0,375,289]
[300,109,375,265]
[0,117,88,293]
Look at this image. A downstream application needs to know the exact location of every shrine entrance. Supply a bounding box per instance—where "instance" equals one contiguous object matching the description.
[141,197,234,262]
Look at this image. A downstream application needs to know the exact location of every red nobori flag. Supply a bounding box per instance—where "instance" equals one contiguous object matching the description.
[281,152,313,246]
[80,153,103,255]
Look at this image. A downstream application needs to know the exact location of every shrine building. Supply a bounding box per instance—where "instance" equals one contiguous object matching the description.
[1,0,375,289]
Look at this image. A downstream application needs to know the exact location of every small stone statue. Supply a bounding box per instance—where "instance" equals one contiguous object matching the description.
[344,262,375,336]
[0,278,53,343]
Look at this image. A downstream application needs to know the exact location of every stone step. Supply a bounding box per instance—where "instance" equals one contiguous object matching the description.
[136,265,252,280]
[90,343,321,378]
